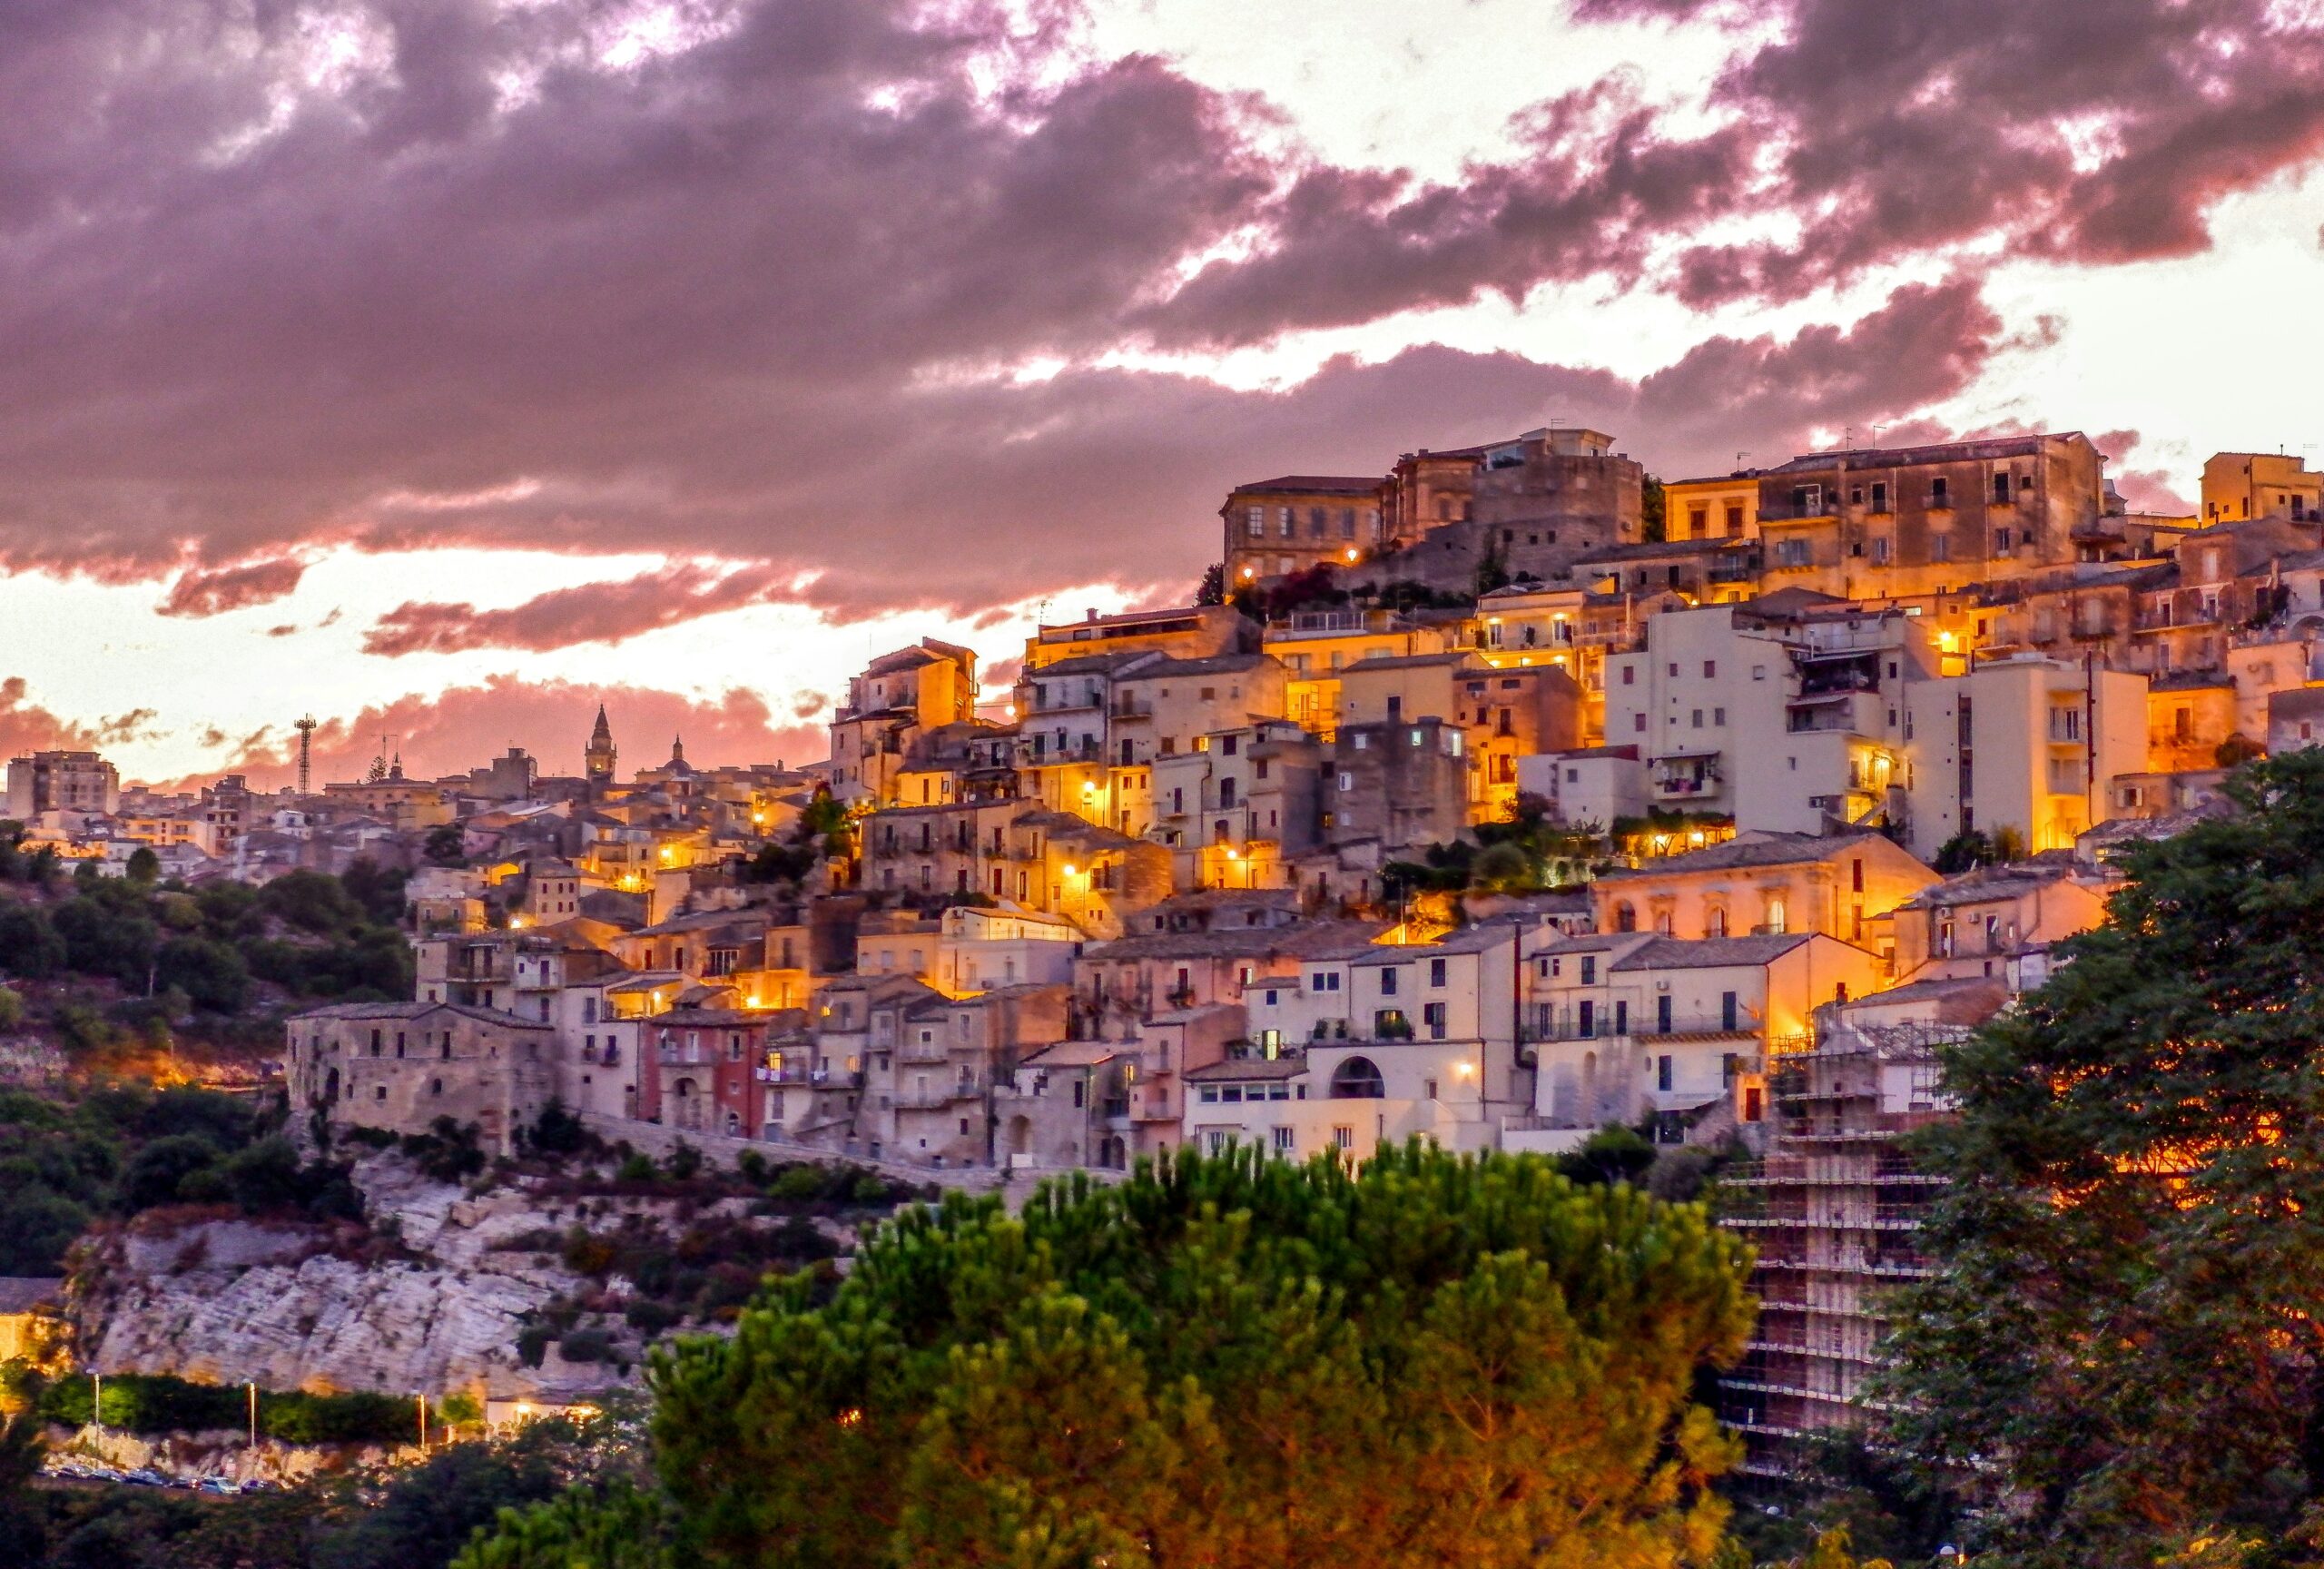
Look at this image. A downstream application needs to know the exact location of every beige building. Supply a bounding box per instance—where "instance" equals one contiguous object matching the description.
[1265,608,1463,733]
[287,1001,555,1156]
[1589,830,1938,958]
[1905,655,2147,855]
[2201,451,2323,525]
[1663,472,1763,544]
[5,750,119,819]
[826,640,980,807]
[1150,718,1324,890]
[1890,862,2114,995]
[1523,931,1888,1145]
[1748,432,2109,602]
[1223,476,1385,586]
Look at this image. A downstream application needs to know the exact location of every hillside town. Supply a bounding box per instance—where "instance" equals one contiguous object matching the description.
[11,428,2324,1478]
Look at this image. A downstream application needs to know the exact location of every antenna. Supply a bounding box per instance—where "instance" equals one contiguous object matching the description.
[295,715,317,796]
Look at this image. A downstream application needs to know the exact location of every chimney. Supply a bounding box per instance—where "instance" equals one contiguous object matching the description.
[1086,607,1098,622]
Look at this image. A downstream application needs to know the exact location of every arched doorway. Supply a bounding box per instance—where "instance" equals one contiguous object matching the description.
[1330,1057,1386,1099]
[672,1078,703,1131]
[1006,1115,1033,1159]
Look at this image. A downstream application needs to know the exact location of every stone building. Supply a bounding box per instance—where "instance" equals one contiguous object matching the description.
[287,1001,556,1155]
[1222,475,1385,587]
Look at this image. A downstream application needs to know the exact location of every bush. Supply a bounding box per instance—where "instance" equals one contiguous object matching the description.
[850,1174,888,1205]
[122,1133,224,1210]
[664,1142,702,1181]
[622,1298,681,1336]
[527,1101,586,1156]
[615,1153,657,1183]
[515,1324,555,1369]
[558,1327,614,1364]
[767,1165,823,1201]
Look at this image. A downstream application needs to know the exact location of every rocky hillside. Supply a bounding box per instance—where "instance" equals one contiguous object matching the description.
[71,1146,877,1401]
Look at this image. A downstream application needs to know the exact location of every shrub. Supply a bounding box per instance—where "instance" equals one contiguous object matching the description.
[615,1153,657,1184]
[515,1325,555,1369]
[767,1165,823,1201]
[622,1299,681,1336]
[558,1327,614,1364]
[851,1174,889,1205]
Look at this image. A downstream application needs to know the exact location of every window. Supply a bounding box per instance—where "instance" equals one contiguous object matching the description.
[1851,857,1865,893]
[1870,481,1888,512]
[1621,665,1635,686]
[1246,505,1263,538]
[1765,897,1787,934]
[1725,503,1745,535]
[1931,532,1953,562]
[1995,528,2013,553]
[1688,505,1708,537]
[1429,958,1448,987]
[1658,1055,1674,1091]
[1581,956,1598,984]
[1702,660,1716,678]
[1612,902,1636,933]
[1379,967,1399,995]
[1332,1125,1354,1150]
[1994,471,2012,504]
[1423,1002,1448,1039]
[1931,477,1950,505]
[1273,1126,1296,1153]
[1713,706,1726,725]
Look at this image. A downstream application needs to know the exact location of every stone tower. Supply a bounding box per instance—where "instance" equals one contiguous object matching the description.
[586,705,617,790]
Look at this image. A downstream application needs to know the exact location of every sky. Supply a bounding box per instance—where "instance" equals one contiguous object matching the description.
[3,0,2321,789]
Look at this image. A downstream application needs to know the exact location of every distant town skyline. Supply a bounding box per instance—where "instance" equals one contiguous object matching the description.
[3,0,2320,784]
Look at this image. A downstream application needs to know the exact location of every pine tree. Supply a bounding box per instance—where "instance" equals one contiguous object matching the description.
[463,1143,1754,1569]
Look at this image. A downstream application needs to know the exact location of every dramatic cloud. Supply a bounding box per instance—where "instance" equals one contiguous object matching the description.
[147,676,818,791]
[0,0,2309,636]
[2093,428,2195,515]
[157,558,308,617]
[361,562,792,657]
[0,678,156,758]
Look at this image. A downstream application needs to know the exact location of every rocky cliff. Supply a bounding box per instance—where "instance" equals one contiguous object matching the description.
[75,1153,645,1401]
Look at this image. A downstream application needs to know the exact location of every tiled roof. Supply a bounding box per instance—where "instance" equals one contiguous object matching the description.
[1596,831,1888,879]
[1611,933,1812,970]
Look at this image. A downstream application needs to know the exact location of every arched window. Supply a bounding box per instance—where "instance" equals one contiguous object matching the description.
[1706,907,1728,937]
[1765,897,1787,935]
[1612,901,1637,933]
[1330,1057,1386,1100]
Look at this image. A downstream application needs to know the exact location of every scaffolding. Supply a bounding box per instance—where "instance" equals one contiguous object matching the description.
[1714,1020,1963,1476]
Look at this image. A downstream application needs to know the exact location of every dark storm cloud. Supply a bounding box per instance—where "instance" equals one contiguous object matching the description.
[0,0,2299,633]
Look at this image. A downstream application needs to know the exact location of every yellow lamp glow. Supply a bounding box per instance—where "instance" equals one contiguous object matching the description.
[1061,863,1078,877]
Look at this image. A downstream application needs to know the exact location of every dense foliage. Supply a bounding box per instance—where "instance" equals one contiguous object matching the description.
[0,860,411,1010]
[1384,793,1608,897]
[0,1405,648,1569]
[463,1142,1755,1569]
[1888,749,2324,1564]
[0,1082,358,1272]
[37,1372,415,1444]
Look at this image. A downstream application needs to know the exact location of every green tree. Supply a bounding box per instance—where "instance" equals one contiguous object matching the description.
[425,824,470,866]
[1642,476,1667,543]
[468,1144,1752,1569]
[1888,749,2324,1564]
[123,845,161,883]
[0,903,67,979]
[1194,562,1226,606]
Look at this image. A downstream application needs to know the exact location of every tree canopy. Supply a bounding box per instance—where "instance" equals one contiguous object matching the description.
[462,1142,1755,1569]
[1887,749,2324,1564]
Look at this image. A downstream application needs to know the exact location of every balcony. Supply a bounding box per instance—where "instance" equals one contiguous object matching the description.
[897,1038,952,1064]
[1637,1015,1762,1041]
